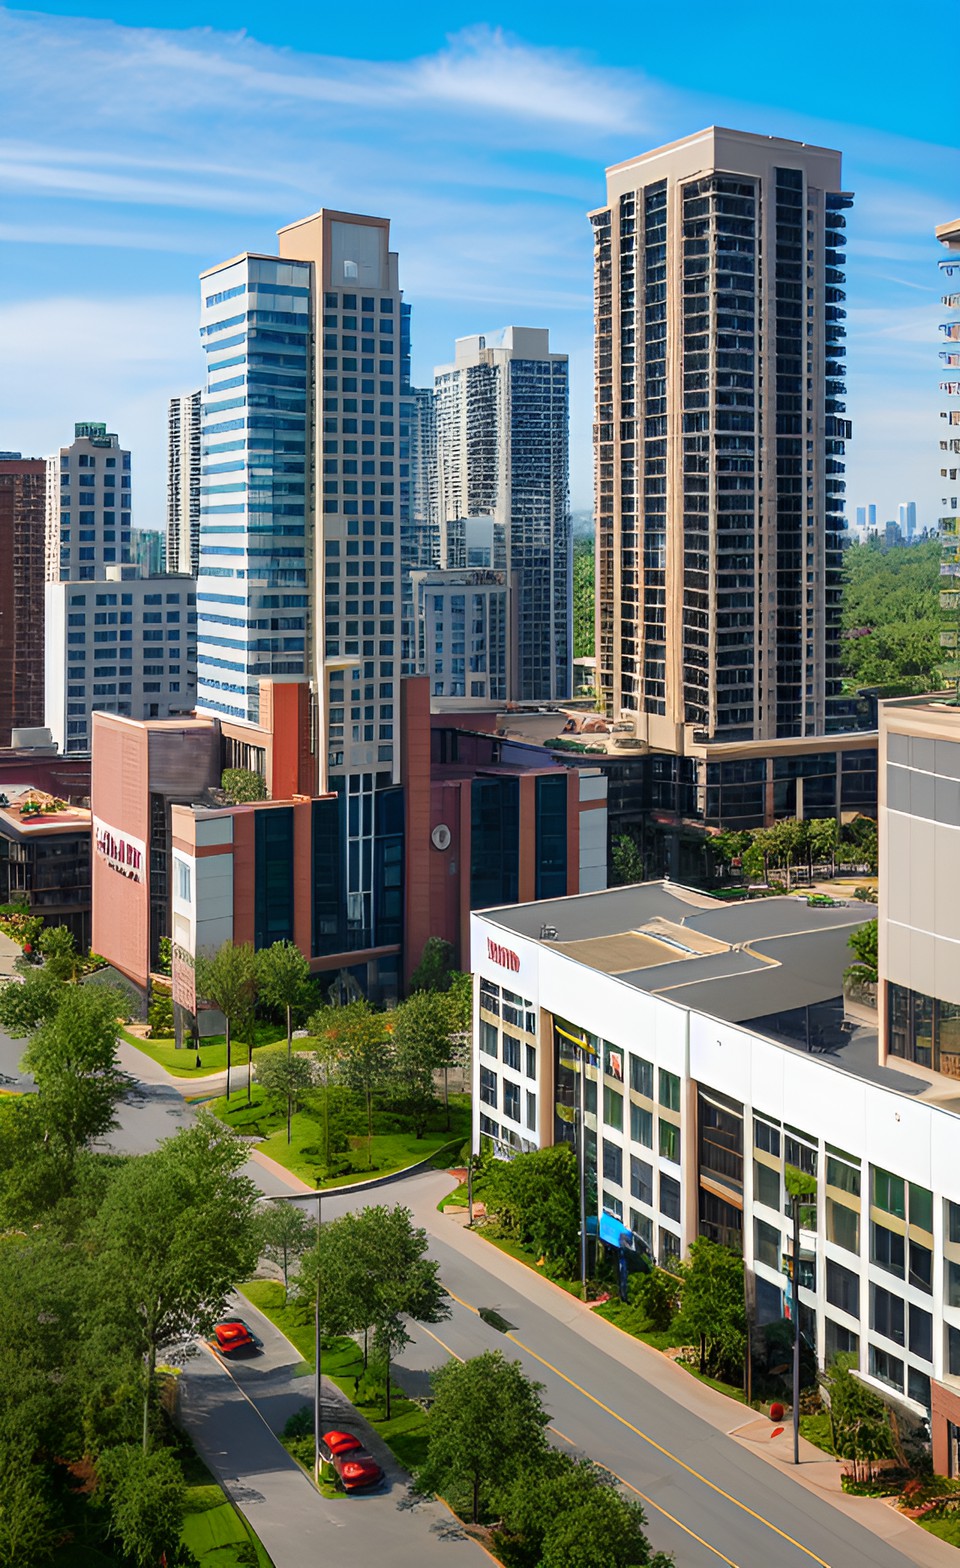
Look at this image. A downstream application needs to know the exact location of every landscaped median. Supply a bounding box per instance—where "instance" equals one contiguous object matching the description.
[118,1023,288,1078]
[180,1440,274,1568]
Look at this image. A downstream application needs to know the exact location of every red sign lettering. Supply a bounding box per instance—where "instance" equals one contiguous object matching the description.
[486,937,520,973]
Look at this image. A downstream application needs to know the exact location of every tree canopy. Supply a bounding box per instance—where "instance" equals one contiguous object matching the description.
[841,538,941,693]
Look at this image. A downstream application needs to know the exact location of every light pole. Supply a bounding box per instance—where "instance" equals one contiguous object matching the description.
[577,1044,588,1299]
[313,1190,322,1483]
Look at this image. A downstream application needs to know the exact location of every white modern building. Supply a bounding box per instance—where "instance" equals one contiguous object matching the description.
[45,422,133,583]
[45,568,196,753]
[167,390,202,576]
[471,869,960,1467]
[434,327,571,703]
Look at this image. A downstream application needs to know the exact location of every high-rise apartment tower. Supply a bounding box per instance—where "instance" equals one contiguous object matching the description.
[167,390,202,575]
[434,327,571,702]
[591,127,851,749]
[0,455,46,743]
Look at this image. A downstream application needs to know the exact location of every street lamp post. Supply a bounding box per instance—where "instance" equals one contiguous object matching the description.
[313,1190,322,1483]
[791,1190,801,1466]
[577,1045,587,1299]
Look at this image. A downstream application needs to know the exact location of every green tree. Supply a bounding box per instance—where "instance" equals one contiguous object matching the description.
[824,1354,896,1481]
[22,984,127,1163]
[195,941,257,1101]
[256,940,312,1079]
[807,816,838,875]
[484,1144,580,1276]
[500,1452,672,1568]
[157,935,172,976]
[255,1045,317,1146]
[409,936,456,993]
[0,966,63,1037]
[393,989,463,1136]
[147,981,174,1039]
[416,1352,549,1524]
[94,1114,260,1450]
[37,924,83,983]
[258,1200,316,1300]
[846,918,878,984]
[673,1237,746,1380]
[220,767,267,803]
[572,534,595,660]
[841,537,941,692]
[330,1001,392,1168]
[610,832,644,887]
[0,1452,61,1568]
[98,1445,186,1568]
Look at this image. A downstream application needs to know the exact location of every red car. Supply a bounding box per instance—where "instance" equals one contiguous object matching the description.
[212,1318,263,1355]
[320,1430,384,1491]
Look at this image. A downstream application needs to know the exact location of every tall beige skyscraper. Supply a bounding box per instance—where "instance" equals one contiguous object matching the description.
[591,127,851,751]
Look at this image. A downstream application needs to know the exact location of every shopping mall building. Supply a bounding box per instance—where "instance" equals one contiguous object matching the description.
[470,694,960,1475]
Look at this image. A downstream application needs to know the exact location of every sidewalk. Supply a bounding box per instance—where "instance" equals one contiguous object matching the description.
[432,1204,959,1568]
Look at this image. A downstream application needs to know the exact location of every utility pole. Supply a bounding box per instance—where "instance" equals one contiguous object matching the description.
[578,1044,587,1299]
[313,1191,322,1482]
[792,1189,801,1466]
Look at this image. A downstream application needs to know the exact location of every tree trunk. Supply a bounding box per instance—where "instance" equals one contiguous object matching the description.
[472,1475,480,1525]
[363,1325,368,1369]
[385,1347,391,1419]
[699,1333,706,1375]
[322,1077,330,1167]
[366,1088,373,1168]
[247,1039,253,1105]
[443,1064,450,1132]
[225,1020,231,1101]
[286,1004,293,1144]
[142,1340,157,1453]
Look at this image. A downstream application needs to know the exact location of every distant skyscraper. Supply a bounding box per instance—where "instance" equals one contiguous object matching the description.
[591,127,851,746]
[45,422,132,583]
[399,300,438,675]
[856,506,866,530]
[0,455,46,743]
[433,327,571,702]
[898,501,917,542]
[868,502,878,529]
[132,527,165,575]
[167,390,201,575]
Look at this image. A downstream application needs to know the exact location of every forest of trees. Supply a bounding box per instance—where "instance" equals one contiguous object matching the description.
[840,536,942,692]
[570,532,944,695]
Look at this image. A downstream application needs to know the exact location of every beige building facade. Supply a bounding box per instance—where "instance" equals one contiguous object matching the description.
[591,127,851,752]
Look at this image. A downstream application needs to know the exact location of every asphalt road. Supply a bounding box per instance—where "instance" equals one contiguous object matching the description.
[287,1173,954,1568]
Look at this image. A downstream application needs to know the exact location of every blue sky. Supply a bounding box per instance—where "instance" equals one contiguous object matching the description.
[0,1,956,527]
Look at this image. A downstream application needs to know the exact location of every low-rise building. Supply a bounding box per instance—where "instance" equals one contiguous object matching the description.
[0,786,91,947]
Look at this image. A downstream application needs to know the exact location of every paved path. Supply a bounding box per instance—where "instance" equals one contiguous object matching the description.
[180,1295,489,1568]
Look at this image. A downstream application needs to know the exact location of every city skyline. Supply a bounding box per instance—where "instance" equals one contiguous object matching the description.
[0,7,956,531]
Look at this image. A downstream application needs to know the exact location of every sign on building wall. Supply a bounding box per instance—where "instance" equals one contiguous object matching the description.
[93,816,145,883]
[172,942,197,1014]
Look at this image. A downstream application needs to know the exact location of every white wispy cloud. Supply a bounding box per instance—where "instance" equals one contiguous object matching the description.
[0,6,956,519]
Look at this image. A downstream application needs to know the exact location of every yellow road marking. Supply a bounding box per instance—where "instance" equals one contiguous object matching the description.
[549,1423,740,1568]
[442,1287,831,1567]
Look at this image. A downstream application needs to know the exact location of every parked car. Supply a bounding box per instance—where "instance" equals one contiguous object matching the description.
[212,1318,263,1355]
[320,1430,384,1491]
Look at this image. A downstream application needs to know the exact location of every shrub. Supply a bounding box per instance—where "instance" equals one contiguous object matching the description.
[627,1269,677,1331]
[147,983,174,1039]
[283,1405,314,1439]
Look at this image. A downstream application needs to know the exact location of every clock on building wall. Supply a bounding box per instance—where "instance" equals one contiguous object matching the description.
[431,824,452,851]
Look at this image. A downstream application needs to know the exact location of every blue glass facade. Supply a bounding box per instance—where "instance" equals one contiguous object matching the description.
[196,257,310,723]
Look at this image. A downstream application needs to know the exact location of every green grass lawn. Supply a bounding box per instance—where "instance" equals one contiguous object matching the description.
[212,1086,470,1188]
[181,1482,273,1567]
[920,1512,960,1546]
[239,1280,431,1474]
[799,1410,835,1454]
[119,1024,289,1077]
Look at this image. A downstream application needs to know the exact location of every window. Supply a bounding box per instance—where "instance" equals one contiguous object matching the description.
[950,1324,960,1377]
[174,859,191,901]
[502,1034,520,1072]
[479,1021,498,1058]
[754,1160,780,1211]
[909,1241,933,1294]
[659,1069,680,1111]
[947,1259,960,1308]
[827,1259,860,1317]
[754,1218,780,1270]
[479,978,500,1016]
[660,1229,681,1267]
[827,1199,860,1254]
[948,1200,960,1246]
[910,1183,933,1234]
[503,1079,520,1123]
[754,1117,781,1157]
[871,1284,905,1346]
[603,1192,624,1221]
[909,1304,933,1362]
[826,1153,860,1197]
[604,1042,625,1082]
[660,1174,681,1223]
[604,1085,623,1131]
[603,1139,623,1186]
[630,1155,653,1206]
[871,1222,905,1278]
[630,1104,653,1148]
[525,1044,536,1079]
[872,1166,905,1219]
[659,1120,681,1164]
[629,1054,653,1097]
[479,1067,497,1107]
[630,1210,653,1256]
[825,1319,859,1363]
[870,1344,903,1392]
[525,1092,536,1132]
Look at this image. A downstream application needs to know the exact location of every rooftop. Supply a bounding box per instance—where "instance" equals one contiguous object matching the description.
[0,786,91,836]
